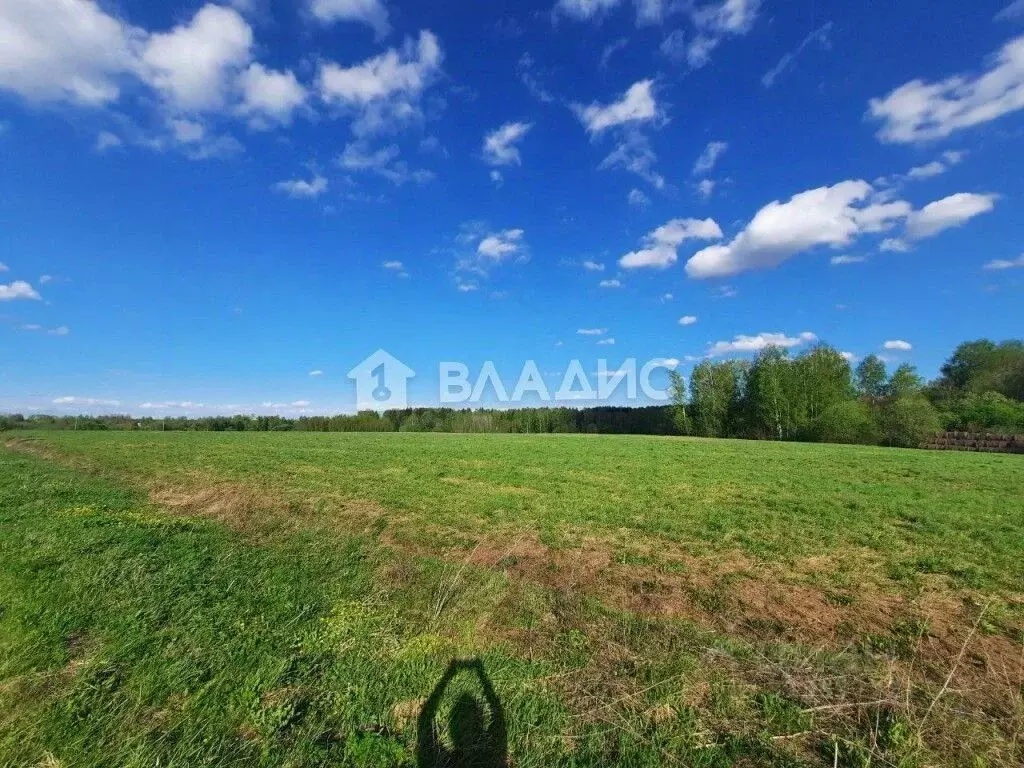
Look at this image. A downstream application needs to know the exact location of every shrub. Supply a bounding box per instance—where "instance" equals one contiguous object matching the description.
[812,400,880,445]
[880,396,941,448]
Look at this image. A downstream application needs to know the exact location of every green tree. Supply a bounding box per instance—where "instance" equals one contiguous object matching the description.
[887,364,923,399]
[880,396,941,448]
[690,361,740,437]
[667,370,690,435]
[744,347,793,440]
[855,355,888,398]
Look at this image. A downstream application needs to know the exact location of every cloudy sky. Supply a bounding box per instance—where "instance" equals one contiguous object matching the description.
[1,0,1023,415]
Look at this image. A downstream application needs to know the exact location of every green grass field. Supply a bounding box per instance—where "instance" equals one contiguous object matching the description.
[2,431,1022,767]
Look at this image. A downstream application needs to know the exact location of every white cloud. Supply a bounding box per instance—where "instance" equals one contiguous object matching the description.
[490,170,503,185]
[868,35,1024,143]
[140,401,206,410]
[679,315,698,325]
[577,328,607,335]
[310,0,390,38]
[582,260,605,271]
[273,174,328,198]
[879,237,910,253]
[687,0,762,68]
[483,121,532,166]
[573,80,658,134]
[830,255,866,266]
[762,22,832,88]
[0,0,143,106]
[662,293,673,301]
[95,131,123,152]
[906,161,945,180]
[382,260,409,277]
[883,340,912,351]
[261,400,312,409]
[693,140,727,175]
[635,0,665,26]
[599,131,665,189]
[628,188,650,207]
[620,217,724,269]
[319,30,443,135]
[0,280,40,300]
[517,53,556,103]
[903,193,996,241]
[478,229,525,261]
[0,262,7,272]
[697,179,716,199]
[983,254,1024,270]
[597,337,617,345]
[554,0,622,21]
[685,180,911,279]
[599,279,622,288]
[997,1,1024,22]
[660,30,687,63]
[142,5,254,112]
[238,64,307,125]
[48,325,70,336]
[38,274,53,283]
[337,142,433,185]
[309,370,324,376]
[53,396,121,406]
[707,331,816,357]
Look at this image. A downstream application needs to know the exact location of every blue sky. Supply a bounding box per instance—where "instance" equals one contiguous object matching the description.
[1,0,1023,416]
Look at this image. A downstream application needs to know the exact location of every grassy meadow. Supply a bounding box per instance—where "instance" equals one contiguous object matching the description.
[1,431,1022,767]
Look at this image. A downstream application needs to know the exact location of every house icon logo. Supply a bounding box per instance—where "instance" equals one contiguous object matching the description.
[347,349,415,411]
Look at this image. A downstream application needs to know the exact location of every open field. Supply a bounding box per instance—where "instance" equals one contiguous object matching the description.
[2,431,1023,767]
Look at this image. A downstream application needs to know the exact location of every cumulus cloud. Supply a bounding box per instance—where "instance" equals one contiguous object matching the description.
[573,80,658,134]
[628,188,650,207]
[599,279,622,288]
[983,254,1024,270]
[687,0,762,68]
[95,131,123,152]
[273,174,328,198]
[319,30,443,135]
[310,0,390,38]
[309,370,324,376]
[707,331,817,357]
[883,340,913,351]
[830,255,866,266]
[679,315,698,325]
[621,217,724,269]
[582,260,605,271]
[53,396,121,406]
[382,260,409,277]
[598,131,665,189]
[597,337,616,345]
[238,63,307,125]
[903,192,997,241]
[868,35,1024,143]
[478,229,525,260]
[554,0,622,21]
[697,179,716,199]
[0,280,41,301]
[337,141,434,185]
[685,180,911,279]
[693,140,727,175]
[0,0,143,106]
[142,5,254,112]
[483,121,532,166]
[577,328,607,335]
[997,1,1024,22]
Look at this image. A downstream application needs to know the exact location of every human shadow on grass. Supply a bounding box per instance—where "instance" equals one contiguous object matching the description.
[416,659,508,768]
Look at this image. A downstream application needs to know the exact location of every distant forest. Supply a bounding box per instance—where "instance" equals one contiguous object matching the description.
[4,339,1023,448]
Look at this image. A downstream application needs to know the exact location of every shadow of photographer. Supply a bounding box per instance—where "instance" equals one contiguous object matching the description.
[416,659,508,768]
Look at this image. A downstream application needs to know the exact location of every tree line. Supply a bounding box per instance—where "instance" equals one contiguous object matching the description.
[3,339,1022,447]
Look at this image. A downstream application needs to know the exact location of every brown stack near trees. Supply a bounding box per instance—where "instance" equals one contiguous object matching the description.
[923,432,1023,454]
